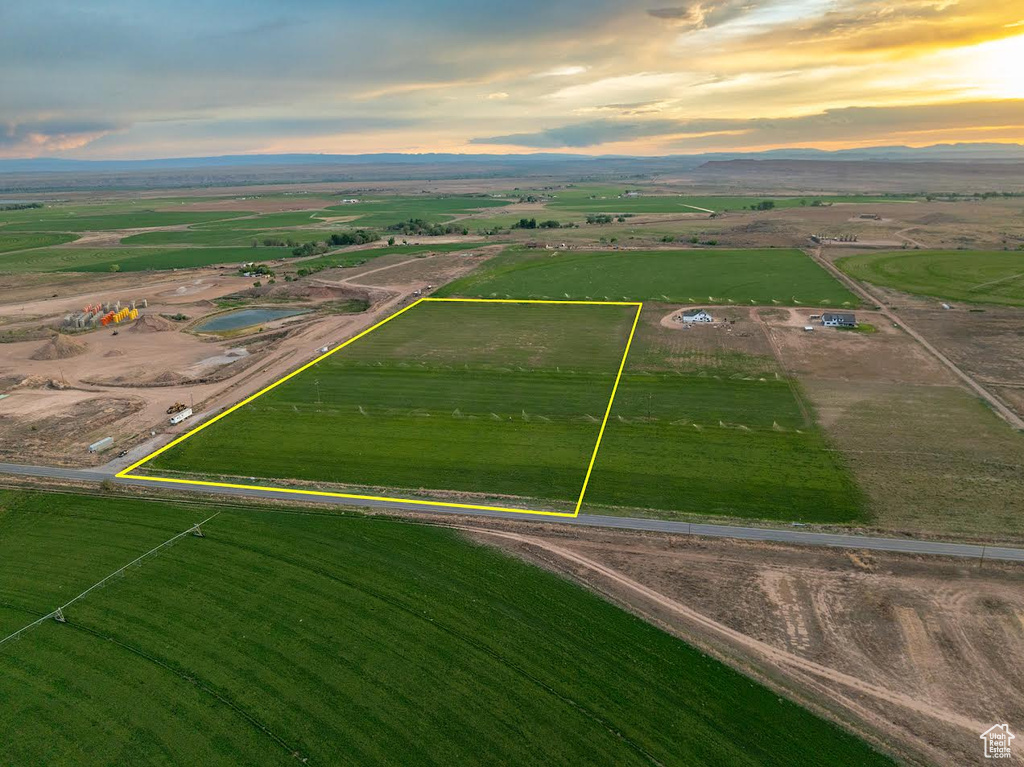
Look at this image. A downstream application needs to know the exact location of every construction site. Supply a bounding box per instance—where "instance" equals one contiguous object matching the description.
[0,244,496,466]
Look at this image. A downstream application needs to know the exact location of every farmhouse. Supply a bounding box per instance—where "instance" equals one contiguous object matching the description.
[822,312,857,328]
[681,309,714,323]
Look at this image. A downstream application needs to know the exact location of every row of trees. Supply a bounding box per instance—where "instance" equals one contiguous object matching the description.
[511,218,563,230]
[387,218,468,236]
[290,229,379,257]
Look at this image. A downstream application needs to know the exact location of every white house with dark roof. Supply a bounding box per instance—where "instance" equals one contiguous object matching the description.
[681,309,714,323]
[822,312,857,328]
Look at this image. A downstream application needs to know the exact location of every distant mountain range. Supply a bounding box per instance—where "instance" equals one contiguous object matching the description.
[2,143,1023,173]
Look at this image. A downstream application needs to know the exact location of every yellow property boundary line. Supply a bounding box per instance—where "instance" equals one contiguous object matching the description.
[118,297,644,518]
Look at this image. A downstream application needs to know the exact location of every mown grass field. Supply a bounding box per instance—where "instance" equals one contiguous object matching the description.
[0,245,290,273]
[837,249,1024,306]
[439,248,860,306]
[146,301,638,505]
[0,231,78,253]
[582,310,866,523]
[0,490,891,765]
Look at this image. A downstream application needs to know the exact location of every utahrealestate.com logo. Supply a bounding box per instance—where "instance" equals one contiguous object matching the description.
[980,724,1015,759]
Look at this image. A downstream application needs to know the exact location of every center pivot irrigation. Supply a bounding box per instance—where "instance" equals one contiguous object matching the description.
[0,513,219,650]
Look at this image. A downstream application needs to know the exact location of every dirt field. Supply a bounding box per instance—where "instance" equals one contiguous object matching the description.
[0,246,494,467]
[451,517,1024,766]
[900,306,1024,397]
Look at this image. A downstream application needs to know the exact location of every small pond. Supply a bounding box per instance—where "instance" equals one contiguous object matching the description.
[196,307,310,333]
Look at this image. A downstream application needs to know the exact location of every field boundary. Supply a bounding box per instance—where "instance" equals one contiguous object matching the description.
[118,297,643,517]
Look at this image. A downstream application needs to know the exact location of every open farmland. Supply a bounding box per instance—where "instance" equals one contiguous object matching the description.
[0,490,891,765]
[0,209,252,232]
[804,379,1024,539]
[0,245,291,273]
[0,232,78,253]
[142,300,638,508]
[837,249,1024,306]
[440,248,860,306]
[192,210,331,230]
[121,227,334,246]
[543,189,914,214]
[582,307,865,523]
[294,242,487,271]
[321,196,513,227]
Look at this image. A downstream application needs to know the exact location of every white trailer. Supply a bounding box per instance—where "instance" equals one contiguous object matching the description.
[169,408,193,425]
[88,437,114,453]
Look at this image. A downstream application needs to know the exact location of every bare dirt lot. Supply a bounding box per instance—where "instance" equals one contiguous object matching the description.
[452,517,1024,766]
[900,305,1024,395]
[764,309,958,387]
[0,247,495,467]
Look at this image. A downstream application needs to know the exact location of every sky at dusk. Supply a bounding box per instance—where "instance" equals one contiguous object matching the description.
[2,0,1023,159]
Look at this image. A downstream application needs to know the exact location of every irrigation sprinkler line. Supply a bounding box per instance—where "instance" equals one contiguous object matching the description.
[0,511,221,650]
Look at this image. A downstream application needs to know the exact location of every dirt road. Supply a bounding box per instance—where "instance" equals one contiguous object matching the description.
[809,245,1024,429]
[461,523,1024,766]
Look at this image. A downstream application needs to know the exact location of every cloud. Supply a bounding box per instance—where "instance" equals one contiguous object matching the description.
[471,100,1024,149]
[691,0,1024,69]
[533,65,589,78]
[647,2,754,29]
[0,0,1021,158]
[0,119,125,157]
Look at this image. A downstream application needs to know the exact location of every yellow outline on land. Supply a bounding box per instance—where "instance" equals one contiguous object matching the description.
[118,297,643,518]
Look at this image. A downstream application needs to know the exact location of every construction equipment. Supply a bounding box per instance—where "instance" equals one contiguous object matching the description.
[167,402,188,415]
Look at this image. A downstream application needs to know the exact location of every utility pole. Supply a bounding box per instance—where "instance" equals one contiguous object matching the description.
[314,379,322,407]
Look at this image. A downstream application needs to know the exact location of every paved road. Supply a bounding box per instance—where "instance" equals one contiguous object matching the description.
[3,461,1022,563]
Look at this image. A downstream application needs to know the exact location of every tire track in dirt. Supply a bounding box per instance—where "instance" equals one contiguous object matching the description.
[465,526,992,736]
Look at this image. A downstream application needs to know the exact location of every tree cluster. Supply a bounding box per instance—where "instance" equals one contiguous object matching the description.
[387,218,468,236]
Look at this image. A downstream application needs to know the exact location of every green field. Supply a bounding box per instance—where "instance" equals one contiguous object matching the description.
[0,246,291,273]
[322,196,512,227]
[837,249,1024,306]
[439,248,860,306]
[582,310,865,522]
[544,191,913,214]
[0,490,891,765]
[193,210,332,230]
[122,228,334,246]
[294,242,486,271]
[0,231,78,253]
[0,209,252,232]
[145,301,637,506]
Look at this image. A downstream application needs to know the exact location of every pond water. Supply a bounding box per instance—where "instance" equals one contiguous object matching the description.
[196,307,310,332]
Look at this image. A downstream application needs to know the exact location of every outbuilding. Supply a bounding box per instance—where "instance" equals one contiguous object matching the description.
[681,309,714,324]
[822,312,857,328]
